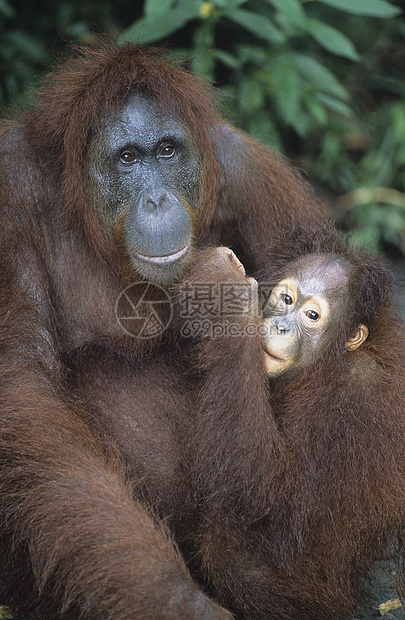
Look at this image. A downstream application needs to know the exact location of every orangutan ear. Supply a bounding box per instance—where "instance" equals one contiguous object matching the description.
[345,324,369,351]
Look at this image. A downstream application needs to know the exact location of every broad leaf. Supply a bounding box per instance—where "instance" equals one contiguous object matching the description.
[213,0,247,7]
[308,19,360,61]
[144,0,172,20]
[213,50,241,70]
[226,9,285,45]
[0,0,14,18]
[316,0,401,18]
[315,92,353,117]
[119,7,198,44]
[266,0,307,28]
[292,53,349,100]
[273,54,301,125]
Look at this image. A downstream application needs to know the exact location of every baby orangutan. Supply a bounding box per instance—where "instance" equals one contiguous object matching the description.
[261,254,369,378]
[191,249,405,620]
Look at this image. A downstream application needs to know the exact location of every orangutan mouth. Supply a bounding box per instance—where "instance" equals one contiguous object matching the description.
[134,243,190,265]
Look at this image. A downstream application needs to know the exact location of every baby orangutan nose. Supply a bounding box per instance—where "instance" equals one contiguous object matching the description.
[272,319,289,335]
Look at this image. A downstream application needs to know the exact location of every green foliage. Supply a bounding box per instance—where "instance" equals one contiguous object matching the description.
[1,0,404,255]
[314,0,400,18]
[120,0,200,44]
[0,1,143,108]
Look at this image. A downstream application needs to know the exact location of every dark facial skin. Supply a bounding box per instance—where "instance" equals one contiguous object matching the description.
[88,93,201,284]
[261,254,368,378]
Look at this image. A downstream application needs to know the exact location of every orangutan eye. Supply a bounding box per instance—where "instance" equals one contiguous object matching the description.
[305,310,320,321]
[119,150,137,164]
[281,294,293,305]
[158,143,176,159]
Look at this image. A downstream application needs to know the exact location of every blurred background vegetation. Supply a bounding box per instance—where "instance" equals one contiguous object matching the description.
[1,0,405,261]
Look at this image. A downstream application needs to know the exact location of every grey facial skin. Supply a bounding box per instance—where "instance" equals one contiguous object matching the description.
[88,93,201,284]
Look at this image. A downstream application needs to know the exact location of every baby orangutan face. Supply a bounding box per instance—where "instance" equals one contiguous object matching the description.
[261,255,369,377]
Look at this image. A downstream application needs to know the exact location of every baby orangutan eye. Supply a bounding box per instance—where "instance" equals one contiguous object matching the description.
[305,310,320,321]
[281,294,293,305]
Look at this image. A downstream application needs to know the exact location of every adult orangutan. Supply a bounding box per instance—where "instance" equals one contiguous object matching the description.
[0,40,338,619]
[190,246,405,620]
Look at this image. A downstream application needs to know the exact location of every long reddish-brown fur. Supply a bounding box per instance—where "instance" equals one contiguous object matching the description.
[0,39,391,619]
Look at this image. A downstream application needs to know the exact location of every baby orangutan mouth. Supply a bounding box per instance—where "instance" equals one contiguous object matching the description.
[262,345,286,376]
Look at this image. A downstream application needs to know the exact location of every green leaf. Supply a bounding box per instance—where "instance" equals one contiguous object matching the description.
[246,109,282,149]
[192,51,215,79]
[290,111,311,137]
[315,0,401,18]
[350,223,380,251]
[213,49,241,70]
[144,0,173,20]
[178,0,202,11]
[292,53,349,100]
[225,9,285,44]
[315,92,353,117]
[213,0,247,7]
[266,0,307,28]
[4,30,47,63]
[273,54,301,125]
[236,45,270,65]
[392,102,405,139]
[118,17,182,45]
[240,78,264,111]
[0,0,14,18]
[308,19,359,60]
[118,6,199,45]
[304,95,328,125]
